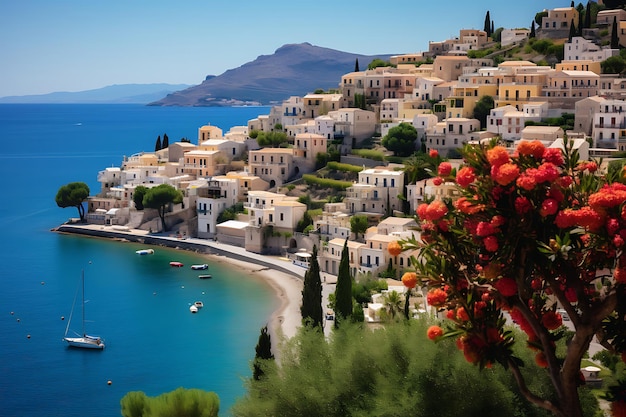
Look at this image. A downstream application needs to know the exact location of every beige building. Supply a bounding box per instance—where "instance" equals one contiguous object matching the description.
[181,150,225,178]
[248,148,296,188]
[542,7,579,34]
[198,124,223,144]
[344,168,405,215]
[302,93,343,119]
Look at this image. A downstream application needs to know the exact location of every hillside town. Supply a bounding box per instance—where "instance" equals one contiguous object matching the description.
[79,4,625,319]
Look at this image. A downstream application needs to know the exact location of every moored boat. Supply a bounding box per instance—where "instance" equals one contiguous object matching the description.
[189,305,198,313]
[170,261,184,267]
[198,274,212,279]
[190,264,208,270]
[63,269,105,350]
[136,249,154,255]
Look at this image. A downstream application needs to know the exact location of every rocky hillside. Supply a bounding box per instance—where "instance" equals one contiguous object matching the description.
[149,43,392,107]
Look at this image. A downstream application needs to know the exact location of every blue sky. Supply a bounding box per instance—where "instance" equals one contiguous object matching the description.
[0,0,567,97]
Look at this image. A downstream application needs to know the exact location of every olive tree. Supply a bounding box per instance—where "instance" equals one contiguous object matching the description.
[143,184,183,232]
[55,182,90,221]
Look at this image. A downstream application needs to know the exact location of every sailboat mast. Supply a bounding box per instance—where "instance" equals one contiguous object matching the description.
[81,269,85,337]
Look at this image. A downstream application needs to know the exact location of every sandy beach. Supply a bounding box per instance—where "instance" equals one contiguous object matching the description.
[203,253,303,358]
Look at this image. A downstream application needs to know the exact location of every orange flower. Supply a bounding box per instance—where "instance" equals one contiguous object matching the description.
[517,140,545,159]
[535,352,549,368]
[401,272,418,289]
[387,240,402,257]
[427,288,448,307]
[425,200,448,221]
[437,161,452,177]
[492,163,520,186]
[486,146,510,167]
[427,325,444,341]
[456,166,476,188]
[541,311,563,330]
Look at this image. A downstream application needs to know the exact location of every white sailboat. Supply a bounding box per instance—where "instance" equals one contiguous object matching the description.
[63,269,105,350]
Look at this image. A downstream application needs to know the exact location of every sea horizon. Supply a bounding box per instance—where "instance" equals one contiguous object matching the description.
[0,103,277,417]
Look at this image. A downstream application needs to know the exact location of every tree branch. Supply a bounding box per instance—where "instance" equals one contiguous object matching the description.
[507,357,564,417]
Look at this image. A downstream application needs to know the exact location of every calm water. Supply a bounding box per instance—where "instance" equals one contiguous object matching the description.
[0,104,275,417]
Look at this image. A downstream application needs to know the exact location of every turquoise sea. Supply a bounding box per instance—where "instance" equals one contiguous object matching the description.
[0,104,275,417]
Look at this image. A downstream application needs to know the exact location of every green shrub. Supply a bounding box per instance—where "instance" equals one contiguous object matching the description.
[327,161,364,173]
[302,174,353,190]
[351,149,385,161]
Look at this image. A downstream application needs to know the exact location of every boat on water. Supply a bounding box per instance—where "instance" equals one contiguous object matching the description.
[170,261,184,267]
[190,301,203,313]
[136,248,154,255]
[190,264,208,270]
[194,301,204,308]
[198,274,212,279]
[63,269,105,350]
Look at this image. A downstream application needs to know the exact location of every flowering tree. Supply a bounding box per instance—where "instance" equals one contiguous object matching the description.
[397,139,626,417]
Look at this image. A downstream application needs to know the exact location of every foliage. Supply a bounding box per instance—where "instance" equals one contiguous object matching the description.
[120,387,219,417]
[133,186,147,211]
[602,55,626,75]
[334,239,353,328]
[382,122,418,157]
[301,246,323,328]
[302,174,352,190]
[403,150,441,184]
[154,135,162,152]
[473,95,495,129]
[162,133,169,148]
[256,131,289,148]
[296,210,313,233]
[350,215,368,239]
[142,184,183,232]
[217,202,244,223]
[400,137,626,417]
[535,11,548,26]
[55,182,90,221]
[253,325,274,381]
[353,276,388,305]
[232,320,587,417]
[326,161,364,173]
[367,58,393,70]
[350,148,385,161]
[381,290,404,321]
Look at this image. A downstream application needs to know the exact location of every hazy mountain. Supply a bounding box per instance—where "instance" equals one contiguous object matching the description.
[149,43,393,107]
[0,84,192,104]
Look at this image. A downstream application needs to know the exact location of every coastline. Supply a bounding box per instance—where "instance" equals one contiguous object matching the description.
[53,224,304,358]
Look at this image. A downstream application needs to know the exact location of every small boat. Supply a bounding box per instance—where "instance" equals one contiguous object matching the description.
[136,249,154,255]
[190,264,208,270]
[194,301,204,309]
[170,261,184,267]
[189,305,198,313]
[63,269,105,350]
[198,274,212,279]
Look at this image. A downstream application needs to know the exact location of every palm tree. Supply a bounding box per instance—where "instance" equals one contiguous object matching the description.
[403,153,434,184]
[382,290,403,320]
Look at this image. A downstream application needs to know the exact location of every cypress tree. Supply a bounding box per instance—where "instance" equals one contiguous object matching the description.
[334,239,353,328]
[155,135,162,152]
[569,19,576,42]
[300,245,323,328]
[484,11,491,36]
[577,9,583,36]
[530,21,536,39]
[612,16,619,49]
[162,133,169,148]
[252,325,274,381]
[571,0,574,6]
[354,58,360,72]
[491,21,494,37]
[584,1,591,29]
